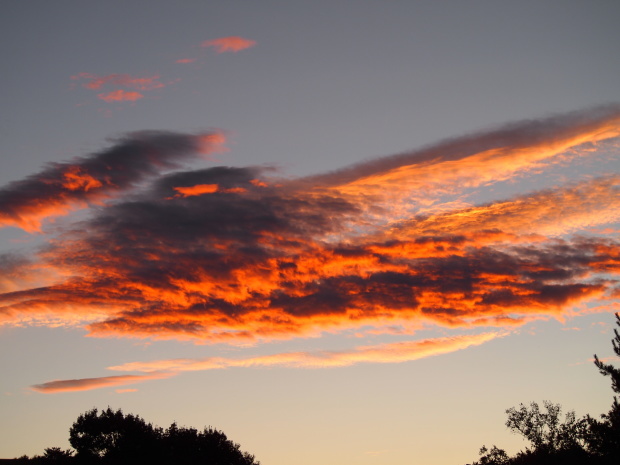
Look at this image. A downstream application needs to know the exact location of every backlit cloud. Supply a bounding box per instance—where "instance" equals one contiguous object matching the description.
[2,106,619,353]
[201,36,257,53]
[0,130,227,232]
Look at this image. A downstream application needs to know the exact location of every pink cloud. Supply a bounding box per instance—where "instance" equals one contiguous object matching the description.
[72,73,165,91]
[201,36,257,53]
[97,90,144,102]
[176,58,197,64]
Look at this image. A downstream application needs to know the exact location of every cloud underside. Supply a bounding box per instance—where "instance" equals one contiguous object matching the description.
[1,106,619,391]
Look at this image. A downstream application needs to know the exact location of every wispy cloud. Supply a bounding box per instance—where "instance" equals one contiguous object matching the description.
[71,73,167,105]
[110,331,505,372]
[201,36,257,53]
[30,372,174,393]
[97,90,144,102]
[71,35,256,108]
[72,73,165,91]
[2,106,619,349]
[31,332,503,392]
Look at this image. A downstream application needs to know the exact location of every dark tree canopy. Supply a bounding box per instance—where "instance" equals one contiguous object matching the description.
[69,408,159,462]
[17,407,259,465]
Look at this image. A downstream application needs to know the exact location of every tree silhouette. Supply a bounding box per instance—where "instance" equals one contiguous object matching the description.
[161,422,259,465]
[474,445,509,465]
[69,408,159,463]
[42,448,74,463]
[594,313,620,395]
[504,401,588,454]
[586,312,620,463]
[67,408,259,465]
[13,407,260,464]
[470,313,620,465]
[473,402,590,465]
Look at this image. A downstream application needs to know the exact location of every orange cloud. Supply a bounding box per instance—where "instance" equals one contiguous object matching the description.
[0,131,226,232]
[196,132,229,155]
[386,176,620,240]
[303,106,620,225]
[109,332,504,373]
[1,106,619,347]
[71,73,167,106]
[97,90,144,102]
[72,73,165,91]
[61,166,103,191]
[173,184,219,197]
[170,184,248,198]
[201,36,257,53]
[30,372,174,393]
[30,332,503,393]
[175,58,196,64]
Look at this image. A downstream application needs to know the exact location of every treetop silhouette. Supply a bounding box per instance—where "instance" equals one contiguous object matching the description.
[471,313,620,465]
[15,407,259,465]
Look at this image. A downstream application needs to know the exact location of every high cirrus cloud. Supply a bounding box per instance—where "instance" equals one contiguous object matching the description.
[1,105,620,352]
[0,131,227,232]
[201,36,257,53]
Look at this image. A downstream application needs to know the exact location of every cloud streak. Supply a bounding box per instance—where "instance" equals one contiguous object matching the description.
[110,331,505,372]
[30,372,174,393]
[31,332,503,392]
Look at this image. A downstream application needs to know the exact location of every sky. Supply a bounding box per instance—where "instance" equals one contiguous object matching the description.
[1,1,620,464]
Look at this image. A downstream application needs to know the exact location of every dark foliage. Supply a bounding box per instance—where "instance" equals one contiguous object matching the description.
[16,408,259,465]
[470,313,620,465]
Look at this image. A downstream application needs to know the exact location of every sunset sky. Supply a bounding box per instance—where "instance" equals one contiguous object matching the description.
[1,1,620,464]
